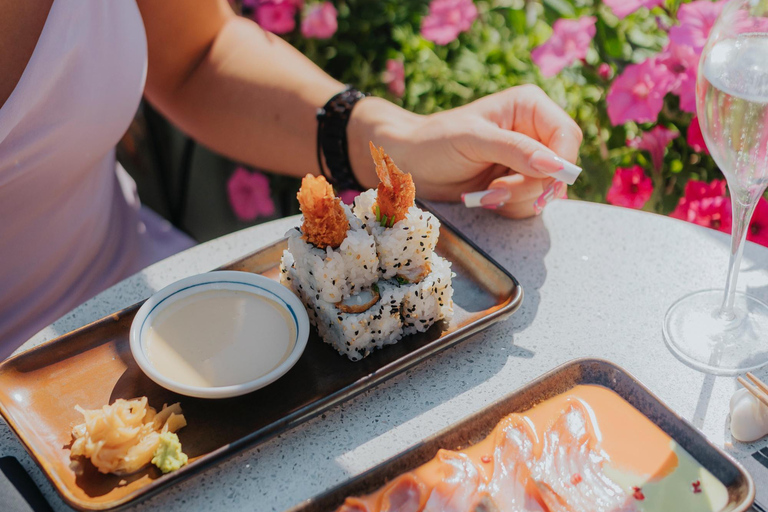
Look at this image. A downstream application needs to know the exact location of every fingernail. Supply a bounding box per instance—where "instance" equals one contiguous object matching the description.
[533,181,559,215]
[555,181,568,199]
[529,150,582,185]
[462,188,511,209]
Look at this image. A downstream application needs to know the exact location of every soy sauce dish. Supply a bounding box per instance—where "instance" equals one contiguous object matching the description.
[130,271,309,399]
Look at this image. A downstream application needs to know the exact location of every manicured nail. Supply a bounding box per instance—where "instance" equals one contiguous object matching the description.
[533,181,562,215]
[529,150,582,185]
[462,188,511,208]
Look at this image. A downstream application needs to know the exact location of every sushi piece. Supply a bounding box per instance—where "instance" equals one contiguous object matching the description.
[282,261,406,361]
[353,144,440,283]
[400,255,454,336]
[281,175,378,304]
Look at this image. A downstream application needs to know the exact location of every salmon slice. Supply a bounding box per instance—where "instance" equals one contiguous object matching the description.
[336,497,371,512]
[484,416,546,512]
[378,474,428,512]
[530,400,638,512]
[422,449,483,512]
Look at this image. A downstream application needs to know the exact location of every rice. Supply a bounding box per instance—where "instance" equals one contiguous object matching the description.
[352,190,440,281]
[401,255,454,336]
[284,203,378,303]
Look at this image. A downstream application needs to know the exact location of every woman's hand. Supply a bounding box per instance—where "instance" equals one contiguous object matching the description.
[349,85,582,218]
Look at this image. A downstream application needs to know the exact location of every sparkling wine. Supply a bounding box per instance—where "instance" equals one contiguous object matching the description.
[698,33,768,202]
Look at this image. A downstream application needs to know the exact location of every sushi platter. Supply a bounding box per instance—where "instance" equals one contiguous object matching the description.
[0,199,522,510]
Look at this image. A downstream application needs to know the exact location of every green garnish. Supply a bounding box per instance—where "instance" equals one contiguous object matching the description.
[395,276,410,285]
[374,204,397,227]
[371,282,380,294]
[151,432,188,474]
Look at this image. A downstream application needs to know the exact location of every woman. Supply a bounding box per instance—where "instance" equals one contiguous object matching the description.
[0,0,582,358]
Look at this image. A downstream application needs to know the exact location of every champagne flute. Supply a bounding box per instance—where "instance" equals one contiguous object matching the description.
[663,0,768,374]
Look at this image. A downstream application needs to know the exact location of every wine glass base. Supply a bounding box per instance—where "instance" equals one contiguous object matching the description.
[663,289,768,375]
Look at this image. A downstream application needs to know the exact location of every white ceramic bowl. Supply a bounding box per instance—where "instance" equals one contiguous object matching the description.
[129,271,309,399]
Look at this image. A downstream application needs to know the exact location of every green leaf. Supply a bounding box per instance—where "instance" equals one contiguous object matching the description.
[543,0,575,17]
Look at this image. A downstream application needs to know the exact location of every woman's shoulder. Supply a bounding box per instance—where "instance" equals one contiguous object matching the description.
[0,0,54,110]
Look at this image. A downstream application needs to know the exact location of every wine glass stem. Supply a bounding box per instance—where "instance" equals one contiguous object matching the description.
[720,198,755,319]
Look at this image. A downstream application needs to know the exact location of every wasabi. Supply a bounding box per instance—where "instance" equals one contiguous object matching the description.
[151,432,188,474]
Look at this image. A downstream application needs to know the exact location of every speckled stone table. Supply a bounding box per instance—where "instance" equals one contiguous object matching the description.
[3,200,768,511]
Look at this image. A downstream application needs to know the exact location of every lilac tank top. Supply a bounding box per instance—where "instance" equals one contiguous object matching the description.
[0,0,195,359]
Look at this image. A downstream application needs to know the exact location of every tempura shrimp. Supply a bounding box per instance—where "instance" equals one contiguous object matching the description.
[297,174,349,249]
[369,142,415,227]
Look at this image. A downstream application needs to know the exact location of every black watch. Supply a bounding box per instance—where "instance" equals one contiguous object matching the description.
[316,85,370,191]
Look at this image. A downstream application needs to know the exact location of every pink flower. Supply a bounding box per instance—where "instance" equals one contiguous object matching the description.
[628,125,679,172]
[658,42,699,113]
[598,63,613,80]
[606,165,654,209]
[227,167,276,221]
[301,2,337,39]
[748,198,768,247]
[603,0,664,19]
[338,189,360,205]
[606,57,676,125]
[732,10,768,35]
[383,59,406,97]
[255,0,300,34]
[687,116,709,154]
[421,0,478,45]
[669,0,727,55]
[671,179,731,233]
[531,17,596,78]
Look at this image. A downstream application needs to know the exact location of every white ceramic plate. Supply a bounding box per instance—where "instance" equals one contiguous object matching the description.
[129,271,309,399]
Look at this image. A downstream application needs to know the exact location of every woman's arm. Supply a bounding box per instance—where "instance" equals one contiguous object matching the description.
[138,0,353,180]
[138,0,582,217]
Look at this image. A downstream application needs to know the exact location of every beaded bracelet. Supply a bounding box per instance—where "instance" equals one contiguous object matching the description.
[316,85,369,191]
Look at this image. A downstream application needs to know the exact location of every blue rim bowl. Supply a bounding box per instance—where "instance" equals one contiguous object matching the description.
[129,271,309,399]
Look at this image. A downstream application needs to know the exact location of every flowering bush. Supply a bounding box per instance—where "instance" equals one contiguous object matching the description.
[234,0,768,245]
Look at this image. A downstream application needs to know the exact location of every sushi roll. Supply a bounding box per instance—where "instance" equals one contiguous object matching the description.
[280,148,454,362]
[280,175,378,304]
[353,143,440,283]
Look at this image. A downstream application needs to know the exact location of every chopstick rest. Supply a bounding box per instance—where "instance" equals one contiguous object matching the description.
[730,373,768,442]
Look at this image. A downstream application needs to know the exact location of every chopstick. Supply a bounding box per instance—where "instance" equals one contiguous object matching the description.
[747,372,768,396]
[738,374,768,408]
